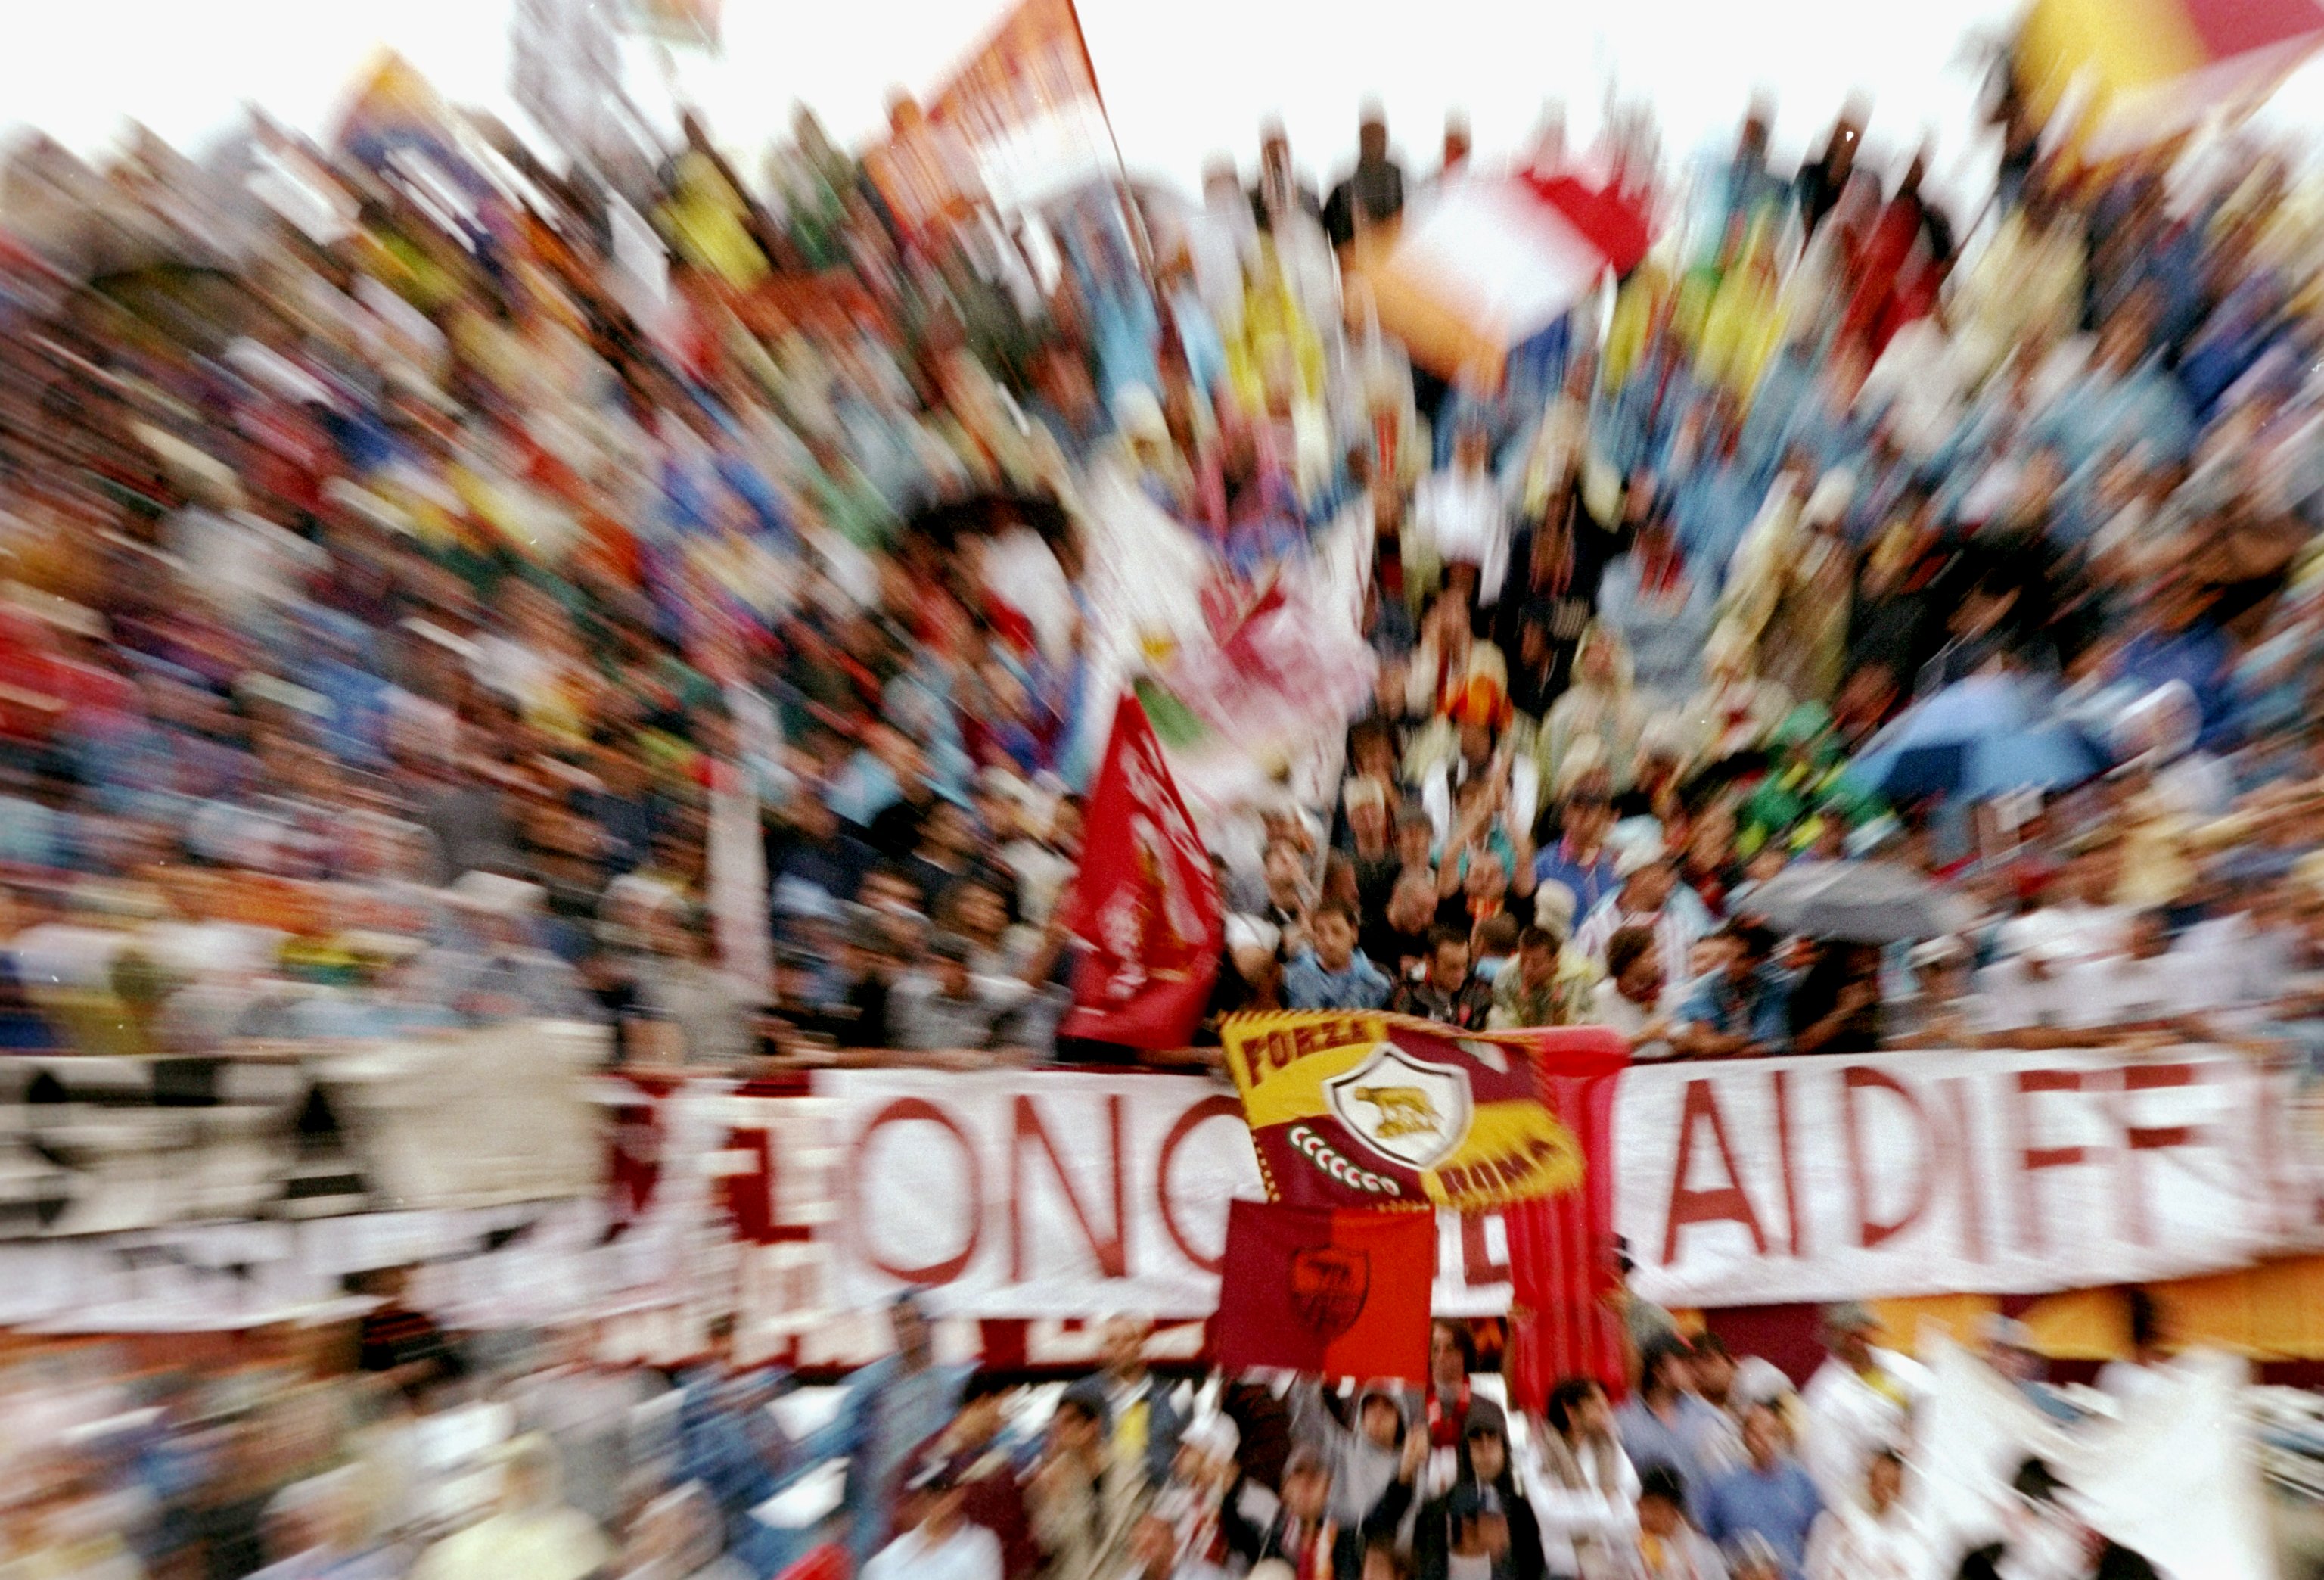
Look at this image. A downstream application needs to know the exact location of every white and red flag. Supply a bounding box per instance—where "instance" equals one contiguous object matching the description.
[1361,171,1654,383]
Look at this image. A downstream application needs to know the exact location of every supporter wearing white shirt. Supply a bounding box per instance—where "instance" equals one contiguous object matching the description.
[1799,1305,1925,1513]
[1996,842,2131,967]
[1803,1450,1922,1580]
[1412,422,1514,605]
[864,1466,1002,1580]
[2060,910,2212,1036]
[1523,1378,1642,1577]
[1592,925,1676,1059]
[1966,942,2088,1047]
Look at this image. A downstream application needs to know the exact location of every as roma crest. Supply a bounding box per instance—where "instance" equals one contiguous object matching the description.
[1288,1245,1369,1339]
[1322,1043,1475,1170]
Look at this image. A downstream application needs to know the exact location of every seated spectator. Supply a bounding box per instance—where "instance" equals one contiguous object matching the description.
[1285,900,1395,1011]
[1673,922,1791,1058]
[1616,1341,1732,1526]
[1633,1464,1726,1580]
[1528,1378,1639,1578]
[1594,925,1677,1057]
[1393,925,1493,1029]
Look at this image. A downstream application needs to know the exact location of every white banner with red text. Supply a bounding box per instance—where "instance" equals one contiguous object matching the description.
[814,1068,1526,1320]
[1616,1045,2324,1309]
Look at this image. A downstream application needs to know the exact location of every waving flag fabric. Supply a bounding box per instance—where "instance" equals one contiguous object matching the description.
[1219,1014,1627,1216]
[1355,173,1654,384]
[1058,692,1221,1048]
[1211,1199,1437,1382]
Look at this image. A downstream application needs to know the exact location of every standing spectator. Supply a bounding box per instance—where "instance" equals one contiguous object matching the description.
[1786,941,1885,1053]
[1532,784,1623,919]
[1421,1320,1480,1455]
[1574,844,1704,982]
[1289,1379,1416,1532]
[1368,1405,1546,1580]
[842,1294,972,1564]
[1322,105,1406,250]
[1701,1405,1822,1579]
[1488,920,1592,1028]
[1672,922,1791,1059]
[1061,1317,1185,1496]
[1414,421,1515,610]
[1028,1392,1137,1580]
[919,1376,1039,1578]
[1798,1306,1922,1513]
[1593,925,1676,1056]
[1801,1451,1922,1580]
[1366,869,1446,985]
[892,932,1037,1054]
[1526,1378,1639,1578]
[1218,1445,1368,1578]
[1393,925,1494,1028]
[1285,900,1395,1011]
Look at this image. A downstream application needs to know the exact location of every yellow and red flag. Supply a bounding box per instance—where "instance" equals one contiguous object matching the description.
[2018,0,2324,153]
[1219,1014,1626,1217]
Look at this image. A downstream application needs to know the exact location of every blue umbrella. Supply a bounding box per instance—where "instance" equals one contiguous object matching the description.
[1844,675,2109,802]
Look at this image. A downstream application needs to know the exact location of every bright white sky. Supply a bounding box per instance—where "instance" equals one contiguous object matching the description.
[8,0,2324,208]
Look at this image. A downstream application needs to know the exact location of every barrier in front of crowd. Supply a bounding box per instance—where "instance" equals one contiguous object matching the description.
[2,1033,2319,1365]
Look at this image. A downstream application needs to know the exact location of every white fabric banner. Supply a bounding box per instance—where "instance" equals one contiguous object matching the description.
[1910,1337,2278,1580]
[816,1069,1523,1319]
[1615,1046,2324,1310]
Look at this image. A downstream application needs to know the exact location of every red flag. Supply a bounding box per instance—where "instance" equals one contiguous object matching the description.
[1502,1040,1631,1407]
[1058,692,1222,1048]
[1211,1199,1437,1382]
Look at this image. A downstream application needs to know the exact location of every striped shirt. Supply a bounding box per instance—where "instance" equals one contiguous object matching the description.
[1574,896,1704,987]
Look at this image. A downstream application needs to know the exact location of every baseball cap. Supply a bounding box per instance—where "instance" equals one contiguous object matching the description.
[1823,1301,1880,1336]
[1909,935,1970,970]
[1614,839,1670,880]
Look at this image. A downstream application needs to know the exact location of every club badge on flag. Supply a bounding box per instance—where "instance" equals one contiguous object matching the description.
[1220,1015,1627,1215]
[1211,1198,1436,1382]
[1058,692,1222,1049]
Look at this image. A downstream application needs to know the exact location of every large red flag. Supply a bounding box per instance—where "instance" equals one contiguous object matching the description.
[1502,1040,1632,1406]
[1058,692,1221,1048]
[1211,1199,1437,1382]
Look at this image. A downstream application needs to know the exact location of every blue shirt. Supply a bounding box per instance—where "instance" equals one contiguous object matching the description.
[1703,1457,1823,1578]
[1614,1393,1732,1522]
[1533,841,1620,918]
[1282,947,1393,1011]
[1676,962,1794,1049]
